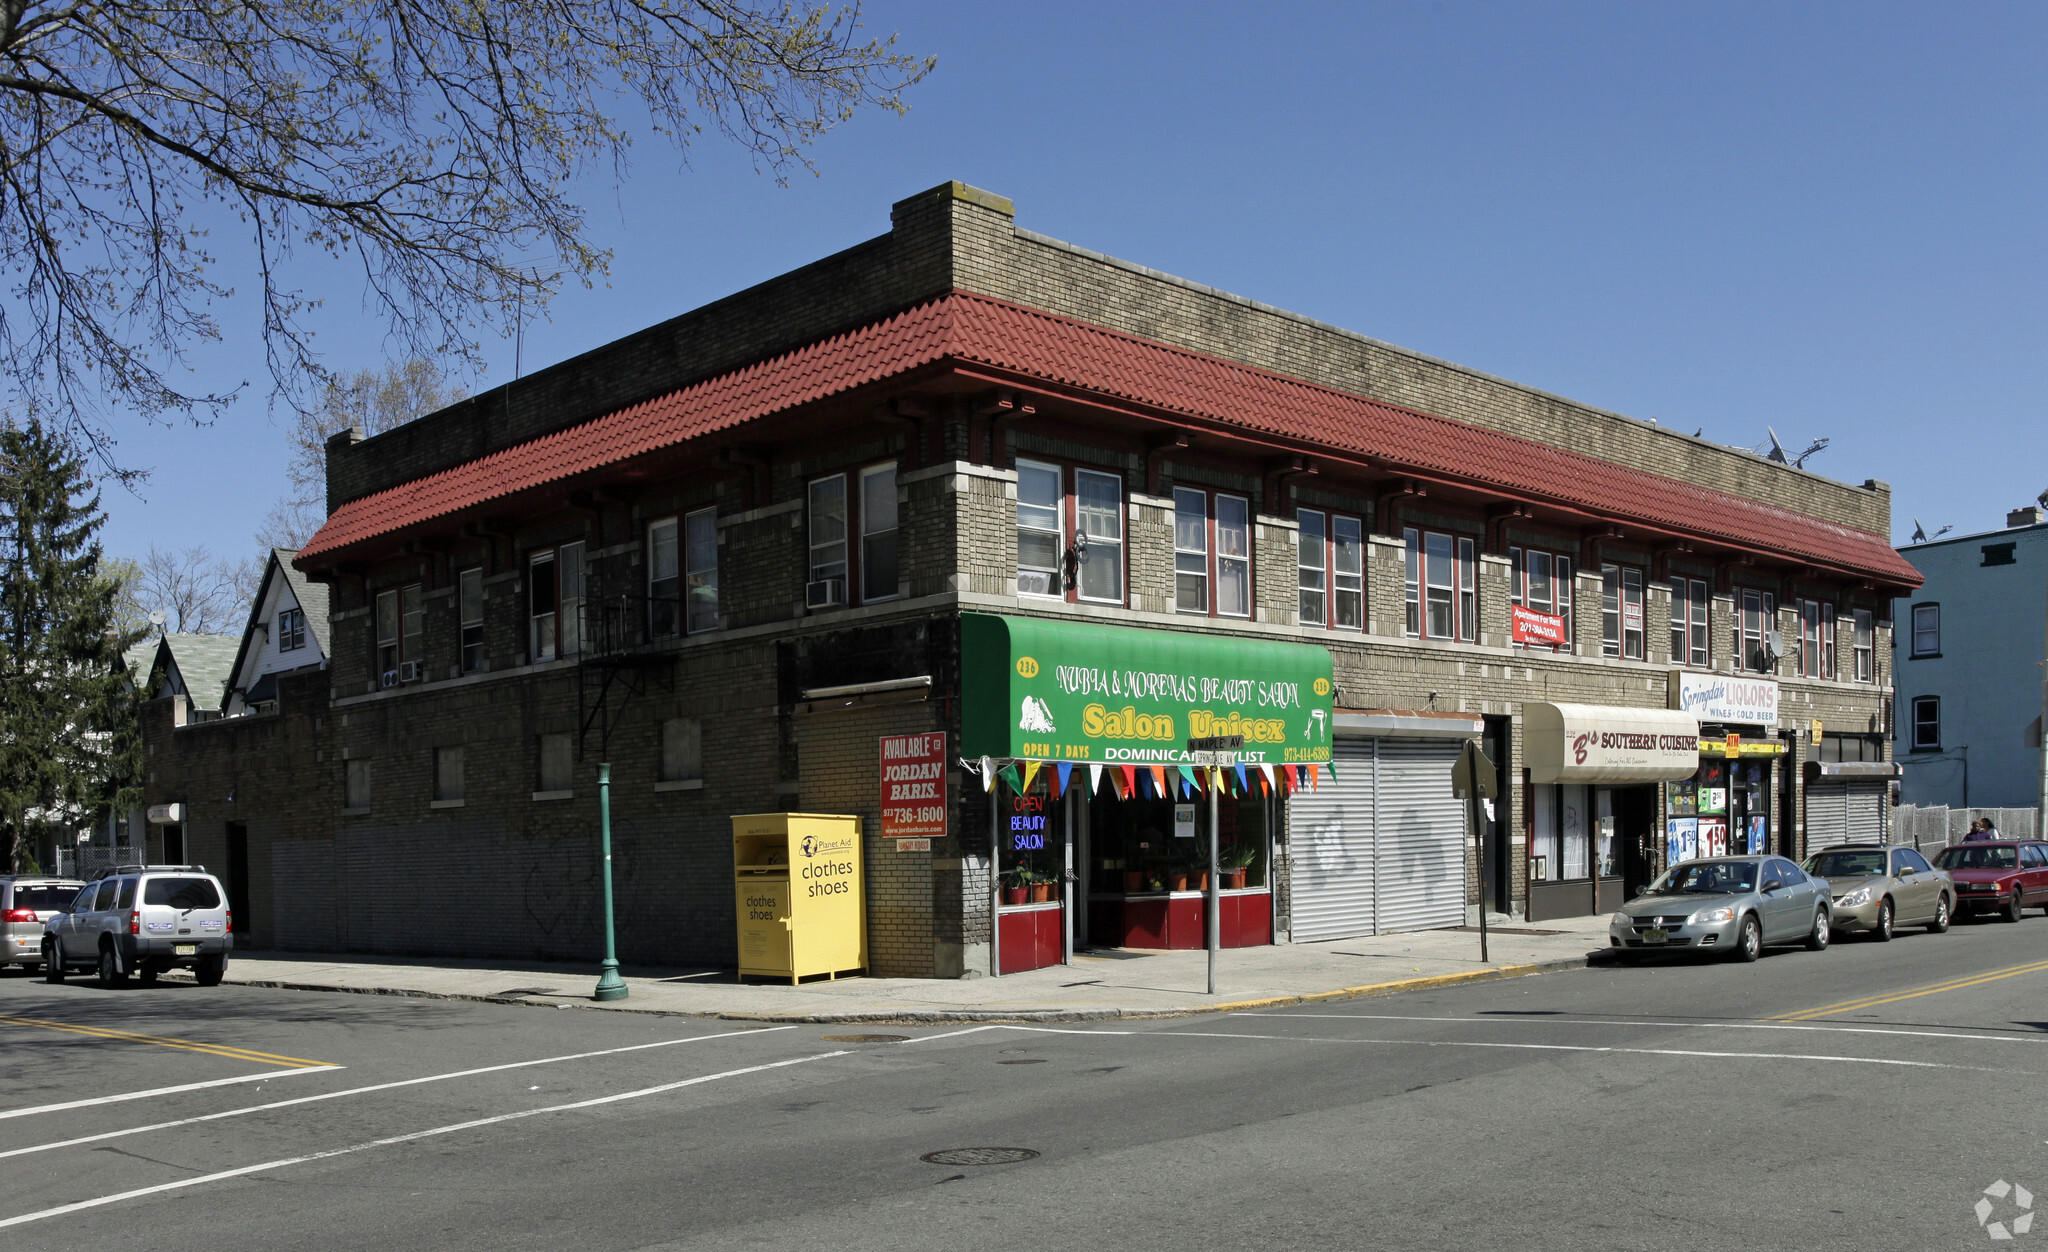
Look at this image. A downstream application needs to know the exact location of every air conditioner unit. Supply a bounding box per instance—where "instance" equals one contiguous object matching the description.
[805,578,846,610]
[398,660,422,683]
[379,669,399,689]
[1016,570,1057,597]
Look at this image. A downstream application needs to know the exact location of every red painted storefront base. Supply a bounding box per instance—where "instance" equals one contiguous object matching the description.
[1087,890,1272,950]
[997,903,1063,974]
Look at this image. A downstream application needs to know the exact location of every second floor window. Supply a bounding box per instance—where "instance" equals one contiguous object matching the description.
[1074,468,1124,603]
[375,584,422,682]
[277,607,306,652]
[1406,529,1475,641]
[649,518,680,639]
[1601,564,1643,660]
[530,550,556,662]
[459,568,484,673]
[1016,461,1063,597]
[1173,488,1251,617]
[1911,603,1940,657]
[860,464,899,602]
[1508,547,1574,650]
[1738,589,1776,673]
[1853,608,1874,682]
[1910,695,1940,751]
[1796,599,1835,679]
[1669,578,1708,667]
[1297,510,1363,630]
[685,508,718,633]
[808,474,848,597]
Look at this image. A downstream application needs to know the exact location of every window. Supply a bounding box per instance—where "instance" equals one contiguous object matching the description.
[1402,528,1419,635]
[1853,609,1874,682]
[529,551,557,662]
[458,568,484,673]
[1670,578,1709,667]
[375,589,399,680]
[808,474,848,594]
[1296,509,1326,625]
[660,718,702,783]
[1173,488,1250,618]
[536,733,573,794]
[277,607,306,652]
[1424,532,1455,638]
[1016,460,1063,597]
[685,508,718,633]
[1174,487,1209,613]
[142,877,218,909]
[1897,848,1932,875]
[433,745,465,802]
[344,759,372,810]
[116,877,136,910]
[1910,696,1940,751]
[648,518,680,639]
[558,542,584,657]
[1911,603,1940,657]
[1073,468,1124,603]
[1822,603,1836,679]
[1508,546,1573,650]
[1458,537,1476,642]
[1405,530,1475,642]
[1600,565,1644,659]
[1333,517,1363,629]
[400,584,422,669]
[860,464,899,601]
[1738,589,1776,673]
[1983,542,2017,567]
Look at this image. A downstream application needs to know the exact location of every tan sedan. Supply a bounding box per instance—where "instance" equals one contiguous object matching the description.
[1802,844,1953,940]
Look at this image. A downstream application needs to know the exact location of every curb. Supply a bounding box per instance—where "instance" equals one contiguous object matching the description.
[183,952,1609,1024]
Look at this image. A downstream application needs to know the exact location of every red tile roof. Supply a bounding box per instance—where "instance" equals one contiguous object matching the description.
[299,292,1920,586]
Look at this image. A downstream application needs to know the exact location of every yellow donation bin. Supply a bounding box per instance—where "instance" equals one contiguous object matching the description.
[732,813,865,983]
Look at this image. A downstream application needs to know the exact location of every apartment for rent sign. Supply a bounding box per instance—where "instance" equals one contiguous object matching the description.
[880,733,947,839]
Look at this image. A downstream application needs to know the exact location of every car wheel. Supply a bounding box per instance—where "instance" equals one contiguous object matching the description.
[1872,899,1894,942]
[2004,891,2024,924]
[43,941,64,982]
[194,954,227,987]
[96,945,128,988]
[1928,895,1951,934]
[1733,914,1763,962]
[1805,907,1831,952]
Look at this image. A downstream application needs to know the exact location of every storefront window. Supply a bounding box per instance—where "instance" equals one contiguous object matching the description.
[1666,754,1772,862]
[1087,788,1268,893]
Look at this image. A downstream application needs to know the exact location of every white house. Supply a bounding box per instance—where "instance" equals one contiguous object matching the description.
[223,548,331,716]
[1893,506,2048,811]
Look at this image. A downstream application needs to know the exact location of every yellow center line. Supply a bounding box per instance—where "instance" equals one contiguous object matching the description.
[0,1015,332,1069]
[1765,959,2048,1022]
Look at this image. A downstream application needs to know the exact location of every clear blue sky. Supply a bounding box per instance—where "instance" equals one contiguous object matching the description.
[99,0,2047,561]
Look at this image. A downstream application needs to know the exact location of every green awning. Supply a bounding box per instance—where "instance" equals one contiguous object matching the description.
[961,613,1334,766]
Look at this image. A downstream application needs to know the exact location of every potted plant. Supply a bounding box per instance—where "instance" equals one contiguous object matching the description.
[1221,844,1257,890]
[1002,867,1028,907]
[1122,868,1146,892]
[1029,870,1054,904]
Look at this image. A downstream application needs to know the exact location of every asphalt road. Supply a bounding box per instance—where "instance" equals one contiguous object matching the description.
[5,915,2048,1251]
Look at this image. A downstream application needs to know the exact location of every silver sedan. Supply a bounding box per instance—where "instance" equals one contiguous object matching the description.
[1610,856,1833,962]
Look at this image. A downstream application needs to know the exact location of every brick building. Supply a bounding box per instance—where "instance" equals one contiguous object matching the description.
[140,182,1920,975]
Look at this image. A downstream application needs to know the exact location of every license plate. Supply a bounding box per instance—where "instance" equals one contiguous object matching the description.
[1641,929,1668,945]
[174,944,197,956]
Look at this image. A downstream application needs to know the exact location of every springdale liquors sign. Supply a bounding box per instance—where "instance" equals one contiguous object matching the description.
[1668,671,1779,727]
[961,614,1335,765]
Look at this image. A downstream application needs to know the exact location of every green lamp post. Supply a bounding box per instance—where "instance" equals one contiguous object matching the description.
[593,762,628,1002]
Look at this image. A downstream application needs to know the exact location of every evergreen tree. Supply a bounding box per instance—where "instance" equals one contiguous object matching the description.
[0,418,145,871]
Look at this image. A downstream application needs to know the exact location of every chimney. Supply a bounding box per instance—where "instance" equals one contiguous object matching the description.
[2008,507,2045,529]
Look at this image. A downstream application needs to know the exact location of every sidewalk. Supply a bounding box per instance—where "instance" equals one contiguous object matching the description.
[193,914,1617,1024]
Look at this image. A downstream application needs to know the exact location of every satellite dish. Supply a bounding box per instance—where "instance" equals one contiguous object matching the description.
[148,610,166,627]
[1761,630,1784,665]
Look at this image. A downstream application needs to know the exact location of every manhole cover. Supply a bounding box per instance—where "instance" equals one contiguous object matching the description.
[920,1148,1041,1167]
[996,1058,1046,1065]
[819,1034,909,1043]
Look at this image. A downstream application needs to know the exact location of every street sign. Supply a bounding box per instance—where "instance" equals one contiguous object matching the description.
[1189,734,1243,769]
[1451,740,1498,800]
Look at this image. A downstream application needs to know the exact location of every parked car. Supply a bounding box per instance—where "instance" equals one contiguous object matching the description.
[42,865,233,987]
[1611,856,1831,961]
[1801,844,1952,940]
[1932,841,2048,923]
[2,875,86,973]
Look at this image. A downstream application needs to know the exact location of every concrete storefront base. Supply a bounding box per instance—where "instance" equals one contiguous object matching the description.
[157,915,1617,1022]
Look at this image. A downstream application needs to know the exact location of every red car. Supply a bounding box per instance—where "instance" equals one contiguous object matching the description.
[1932,841,2048,922]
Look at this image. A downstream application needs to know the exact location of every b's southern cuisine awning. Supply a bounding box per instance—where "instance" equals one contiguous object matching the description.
[961,614,1335,765]
[1526,703,1701,784]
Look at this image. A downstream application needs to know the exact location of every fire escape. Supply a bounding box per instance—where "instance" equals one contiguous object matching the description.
[575,573,675,762]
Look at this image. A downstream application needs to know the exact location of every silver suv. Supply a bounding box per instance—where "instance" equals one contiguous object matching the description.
[43,865,233,987]
[3,875,86,973]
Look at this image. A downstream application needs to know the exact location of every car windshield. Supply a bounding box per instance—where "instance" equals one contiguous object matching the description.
[1936,846,2018,871]
[143,877,220,909]
[10,885,81,911]
[1644,861,1758,896]
[1805,850,1887,879]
